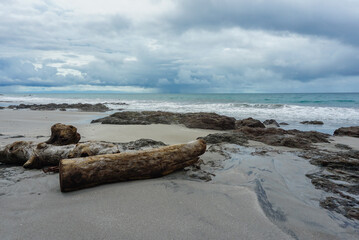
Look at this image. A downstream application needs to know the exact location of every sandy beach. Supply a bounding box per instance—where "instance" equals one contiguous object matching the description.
[1,109,359,240]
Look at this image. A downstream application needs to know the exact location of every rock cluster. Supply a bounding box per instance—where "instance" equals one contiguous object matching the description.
[92,111,236,130]
[235,127,329,149]
[8,103,110,112]
[263,119,280,127]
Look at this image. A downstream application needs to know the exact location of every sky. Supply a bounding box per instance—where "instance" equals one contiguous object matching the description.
[0,0,359,93]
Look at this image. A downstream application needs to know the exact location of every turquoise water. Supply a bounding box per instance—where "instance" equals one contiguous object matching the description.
[1,93,359,134]
[2,93,358,107]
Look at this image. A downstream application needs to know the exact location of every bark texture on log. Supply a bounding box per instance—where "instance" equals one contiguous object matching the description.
[0,141,121,168]
[23,142,120,169]
[59,139,206,192]
[0,141,37,165]
[0,139,165,168]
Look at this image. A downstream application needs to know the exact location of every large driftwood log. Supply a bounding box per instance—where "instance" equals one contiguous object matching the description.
[59,139,206,192]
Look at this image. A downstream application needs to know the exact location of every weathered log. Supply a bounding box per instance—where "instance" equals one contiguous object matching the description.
[59,139,207,192]
[23,141,121,169]
[0,139,167,168]
[0,141,38,165]
[0,141,120,168]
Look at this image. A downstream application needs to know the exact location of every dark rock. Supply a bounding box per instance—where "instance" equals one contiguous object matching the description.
[104,102,128,105]
[286,129,330,143]
[59,108,66,111]
[263,119,280,127]
[7,103,110,112]
[335,143,352,150]
[0,106,4,109]
[236,117,265,128]
[45,123,81,146]
[279,122,289,125]
[92,111,236,130]
[333,126,359,138]
[300,121,324,125]
[181,113,236,130]
[302,148,359,220]
[198,132,248,145]
[320,197,359,220]
[235,127,329,149]
[8,135,25,139]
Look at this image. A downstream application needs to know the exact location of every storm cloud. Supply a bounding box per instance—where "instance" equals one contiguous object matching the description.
[0,0,358,93]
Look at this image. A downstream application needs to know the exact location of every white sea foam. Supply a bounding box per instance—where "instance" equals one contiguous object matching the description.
[1,94,359,134]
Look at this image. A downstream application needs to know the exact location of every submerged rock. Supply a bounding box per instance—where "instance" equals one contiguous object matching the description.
[235,117,265,128]
[92,111,236,130]
[333,126,359,138]
[8,103,110,112]
[300,120,324,125]
[279,122,289,125]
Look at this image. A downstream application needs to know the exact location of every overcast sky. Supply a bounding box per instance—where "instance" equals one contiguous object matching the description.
[1,0,359,93]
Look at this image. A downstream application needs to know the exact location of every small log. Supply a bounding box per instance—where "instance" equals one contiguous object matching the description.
[45,123,81,145]
[59,139,206,192]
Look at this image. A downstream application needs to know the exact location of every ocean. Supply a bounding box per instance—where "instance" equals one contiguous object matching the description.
[1,92,359,134]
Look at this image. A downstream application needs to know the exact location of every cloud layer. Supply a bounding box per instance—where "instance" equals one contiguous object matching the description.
[1,0,358,93]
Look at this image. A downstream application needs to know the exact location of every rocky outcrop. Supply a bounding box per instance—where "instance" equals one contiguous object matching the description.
[300,121,324,125]
[303,150,359,220]
[45,123,81,146]
[263,119,280,127]
[8,103,111,112]
[235,127,329,149]
[235,117,265,128]
[92,111,236,130]
[181,113,236,130]
[333,126,359,138]
[279,122,289,125]
[198,132,248,145]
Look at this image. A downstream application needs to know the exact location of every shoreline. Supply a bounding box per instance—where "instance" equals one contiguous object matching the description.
[1,109,359,239]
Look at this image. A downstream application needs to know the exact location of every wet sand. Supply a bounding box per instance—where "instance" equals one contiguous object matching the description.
[1,109,359,239]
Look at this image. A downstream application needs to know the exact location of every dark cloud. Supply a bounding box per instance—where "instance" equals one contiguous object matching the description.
[0,0,358,93]
[166,0,359,46]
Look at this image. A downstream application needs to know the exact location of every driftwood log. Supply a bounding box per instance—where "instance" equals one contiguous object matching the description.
[0,139,166,169]
[0,141,120,168]
[59,139,206,192]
